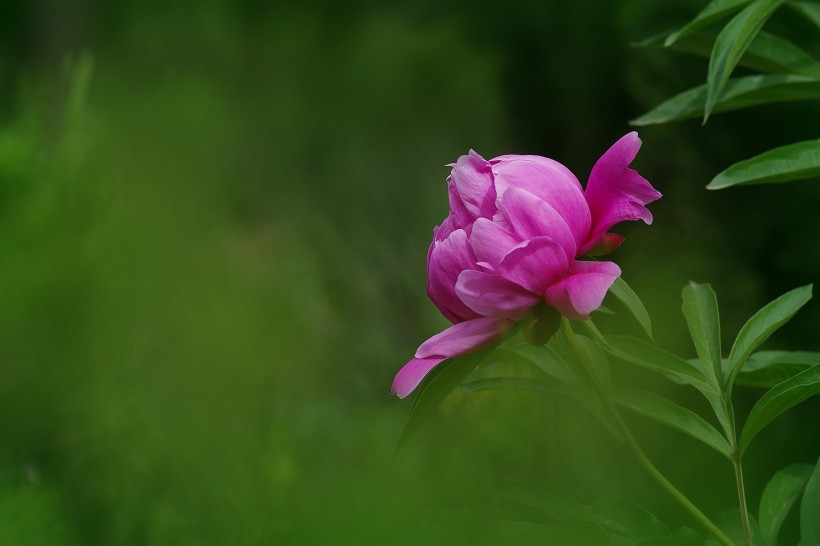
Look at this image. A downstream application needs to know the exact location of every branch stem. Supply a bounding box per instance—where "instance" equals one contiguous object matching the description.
[559,318,734,546]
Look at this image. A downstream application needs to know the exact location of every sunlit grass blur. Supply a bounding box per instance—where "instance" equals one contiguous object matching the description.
[1,1,819,544]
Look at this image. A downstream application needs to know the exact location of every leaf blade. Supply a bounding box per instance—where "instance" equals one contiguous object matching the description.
[612,387,732,459]
[726,285,813,390]
[739,364,820,454]
[395,346,494,454]
[682,282,723,388]
[631,74,820,126]
[609,277,654,339]
[604,335,716,395]
[708,139,820,188]
[758,463,814,546]
[704,0,787,122]
[665,0,752,46]
[801,457,820,544]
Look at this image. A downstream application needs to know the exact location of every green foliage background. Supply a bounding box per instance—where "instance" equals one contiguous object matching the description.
[0,0,818,543]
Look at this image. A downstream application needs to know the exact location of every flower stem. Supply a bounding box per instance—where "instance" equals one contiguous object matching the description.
[725,402,753,546]
[559,318,734,546]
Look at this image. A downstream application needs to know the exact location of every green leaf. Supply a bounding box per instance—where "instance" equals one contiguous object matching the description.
[500,343,578,385]
[737,350,820,387]
[801,457,820,544]
[395,346,494,454]
[592,499,671,540]
[635,528,704,546]
[611,387,732,459]
[726,285,812,390]
[609,277,653,339]
[759,463,814,546]
[740,364,820,454]
[604,335,716,395]
[789,1,820,27]
[682,282,723,388]
[665,0,752,46]
[461,376,569,395]
[496,480,590,522]
[631,74,820,126]
[704,0,787,122]
[641,30,820,78]
[708,139,820,189]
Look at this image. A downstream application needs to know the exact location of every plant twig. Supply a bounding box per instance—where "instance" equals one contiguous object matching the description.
[559,318,735,546]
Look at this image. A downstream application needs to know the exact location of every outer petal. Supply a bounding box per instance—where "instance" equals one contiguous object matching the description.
[427,229,480,323]
[497,236,568,294]
[499,187,577,259]
[490,156,591,245]
[415,315,515,358]
[582,132,662,253]
[545,260,621,320]
[450,150,497,222]
[456,269,540,318]
[469,218,519,268]
[391,357,446,399]
[392,317,515,398]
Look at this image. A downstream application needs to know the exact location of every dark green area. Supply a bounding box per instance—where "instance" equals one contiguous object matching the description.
[1,0,818,544]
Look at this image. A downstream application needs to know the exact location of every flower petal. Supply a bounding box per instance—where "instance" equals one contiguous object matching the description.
[426,229,481,323]
[497,236,569,294]
[469,217,519,268]
[490,156,591,244]
[450,150,497,221]
[545,260,621,320]
[500,187,578,259]
[582,132,662,253]
[456,269,540,318]
[415,316,514,358]
[391,356,446,399]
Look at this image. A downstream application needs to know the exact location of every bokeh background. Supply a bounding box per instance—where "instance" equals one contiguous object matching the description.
[1,0,818,544]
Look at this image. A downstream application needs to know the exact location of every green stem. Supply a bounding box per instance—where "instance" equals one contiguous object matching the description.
[559,318,735,546]
[725,401,753,546]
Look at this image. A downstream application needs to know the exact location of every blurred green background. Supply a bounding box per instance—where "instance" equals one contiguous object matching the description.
[1,0,818,544]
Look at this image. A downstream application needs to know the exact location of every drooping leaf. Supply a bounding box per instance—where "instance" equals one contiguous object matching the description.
[640,30,820,78]
[395,346,494,454]
[704,509,761,546]
[801,457,820,544]
[737,350,820,387]
[708,139,820,189]
[704,0,788,122]
[496,480,590,523]
[789,1,820,27]
[682,282,723,387]
[611,387,732,458]
[604,335,716,394]
[665,0,752,46]
[759,463,814,546]
[726,285,812,390]
[635,528,705,546]
[740,364,820,454]
[501,343,578,385]
[609,277,653,339]
[592,499,671,541]
[631,74,820,126]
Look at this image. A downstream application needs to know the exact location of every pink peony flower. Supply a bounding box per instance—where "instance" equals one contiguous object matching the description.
[392,132,661,398]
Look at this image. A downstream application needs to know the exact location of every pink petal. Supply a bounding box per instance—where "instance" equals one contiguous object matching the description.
[415,316,514,358]
[456,269,540,318]
[450,150,497,221]
[546,260,621,320]
[490,156,591,245]
[427,229,481,323]
[469,218,520,268]
[391,356,446,399]
[582,132,662,253]
[497,236,569,294]
[499,187,578,259]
